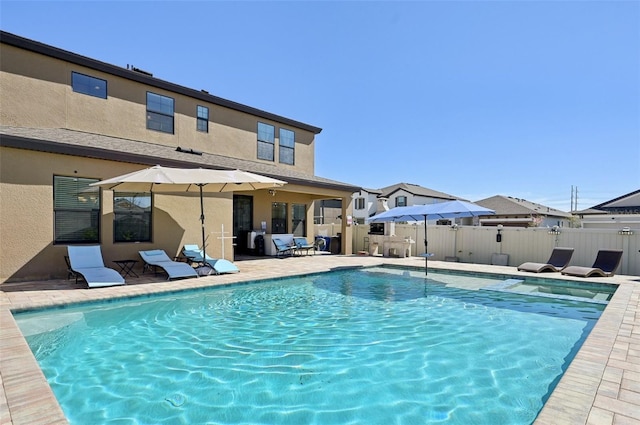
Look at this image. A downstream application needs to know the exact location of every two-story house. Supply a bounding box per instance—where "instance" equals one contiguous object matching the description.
[0,31,359,282]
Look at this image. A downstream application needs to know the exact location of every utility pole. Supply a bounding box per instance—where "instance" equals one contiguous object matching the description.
[570,186,579,212]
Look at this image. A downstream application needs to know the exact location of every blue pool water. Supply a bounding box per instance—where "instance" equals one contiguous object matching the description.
[16,267,606,424]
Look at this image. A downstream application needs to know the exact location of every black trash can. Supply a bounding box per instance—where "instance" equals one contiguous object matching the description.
[330,236,341,254]
[255,234,265,256]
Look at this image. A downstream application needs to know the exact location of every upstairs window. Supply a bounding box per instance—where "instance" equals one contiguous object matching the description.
[197,105,209,133]
[71,72,107,99]
[279,128,295,165]
[146,92,174,134]
[257,122,275,161]
[114,192,152,243]
[53,176,100,244]
[396,196,407,207]
[355,198,366,210]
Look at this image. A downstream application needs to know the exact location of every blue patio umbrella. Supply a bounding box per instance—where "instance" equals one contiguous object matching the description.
[367,200,495,274]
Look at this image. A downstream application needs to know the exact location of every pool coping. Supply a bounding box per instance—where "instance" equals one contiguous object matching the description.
[1,255,638,424]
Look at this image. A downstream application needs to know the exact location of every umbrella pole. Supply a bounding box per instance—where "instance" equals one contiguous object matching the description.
[199,185,206,260]
[424,218,428,276]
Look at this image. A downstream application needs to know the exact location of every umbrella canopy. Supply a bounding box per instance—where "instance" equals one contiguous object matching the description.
[91,165,286,193]
[367,200,495,274]
[91,165,286,259]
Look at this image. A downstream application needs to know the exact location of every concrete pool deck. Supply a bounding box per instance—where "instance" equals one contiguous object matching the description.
[1,255,638,424]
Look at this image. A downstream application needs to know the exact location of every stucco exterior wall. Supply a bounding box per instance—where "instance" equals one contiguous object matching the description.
[0,146,349,282]
[0,147,225,281]
[0,44,316,173]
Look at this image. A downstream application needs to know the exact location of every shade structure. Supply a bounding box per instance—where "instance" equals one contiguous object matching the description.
[91,165,287,260]
[367,200,495,274]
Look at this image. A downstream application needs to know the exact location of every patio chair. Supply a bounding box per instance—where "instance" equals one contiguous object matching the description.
[517,247,574,273]
[139,249,198,280]
[273,238,295,257]
[181,244,239,274]
[67,246,126,288]
[561,249,623,278]
[293,237,315,256]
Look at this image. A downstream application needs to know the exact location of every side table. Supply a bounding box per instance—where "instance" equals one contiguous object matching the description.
[113,259,139,278]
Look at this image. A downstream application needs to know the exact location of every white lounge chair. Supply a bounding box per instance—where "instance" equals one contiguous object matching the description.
[139,249,198,280]
[182,244,239,274]
[67,246,126,288]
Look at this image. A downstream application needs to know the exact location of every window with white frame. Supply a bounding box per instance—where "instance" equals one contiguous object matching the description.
[355,198,366,210]
[257,122,275,161]
[279,128,295,165]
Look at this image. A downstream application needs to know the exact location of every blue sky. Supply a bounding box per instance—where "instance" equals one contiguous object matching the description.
[2,1,639,211]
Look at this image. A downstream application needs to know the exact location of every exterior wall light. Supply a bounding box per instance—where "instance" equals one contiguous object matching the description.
[618,227,633,235]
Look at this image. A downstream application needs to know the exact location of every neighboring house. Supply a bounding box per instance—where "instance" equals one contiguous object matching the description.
[574,189,640,230]
[351,188,382,224]
[0,31,359,282]
[475,195,572,228]
[378,183,459,211]
[314,199,344,224]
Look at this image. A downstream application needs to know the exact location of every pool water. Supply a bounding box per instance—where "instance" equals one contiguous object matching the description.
[16,267,606,424]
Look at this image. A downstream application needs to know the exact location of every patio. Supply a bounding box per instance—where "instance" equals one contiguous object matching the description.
[1,255,638,424]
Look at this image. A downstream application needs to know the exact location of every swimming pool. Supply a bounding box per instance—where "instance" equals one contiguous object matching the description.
[16,266,607,424]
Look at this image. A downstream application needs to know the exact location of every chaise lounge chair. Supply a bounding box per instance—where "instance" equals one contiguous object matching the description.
[293,237,315,256]
[561,249,623,278]
[139,249,198,280]
[517,247,574,273]
[181,244,239,274]
[273,238,295,257]
[67,246,126,288]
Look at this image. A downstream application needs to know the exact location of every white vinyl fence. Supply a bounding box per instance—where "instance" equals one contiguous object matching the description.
[344,224,639,276]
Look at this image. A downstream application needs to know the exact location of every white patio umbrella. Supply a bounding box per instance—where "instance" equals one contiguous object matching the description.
[367,200,495,275]
[91,165,286,260]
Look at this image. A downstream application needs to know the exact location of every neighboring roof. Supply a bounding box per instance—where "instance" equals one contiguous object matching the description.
[0,126,360,193]
[359,187,383,195]
[0,31,322,135]
[475,195,572,218]
[592,189,640,210]
[378,183,460,200]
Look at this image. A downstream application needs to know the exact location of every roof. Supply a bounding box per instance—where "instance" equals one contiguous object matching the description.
[0,31,322,135]
[0,126,360,193]
[592,189,640,209]
[378,183,460,200]
[475,195,572,218]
